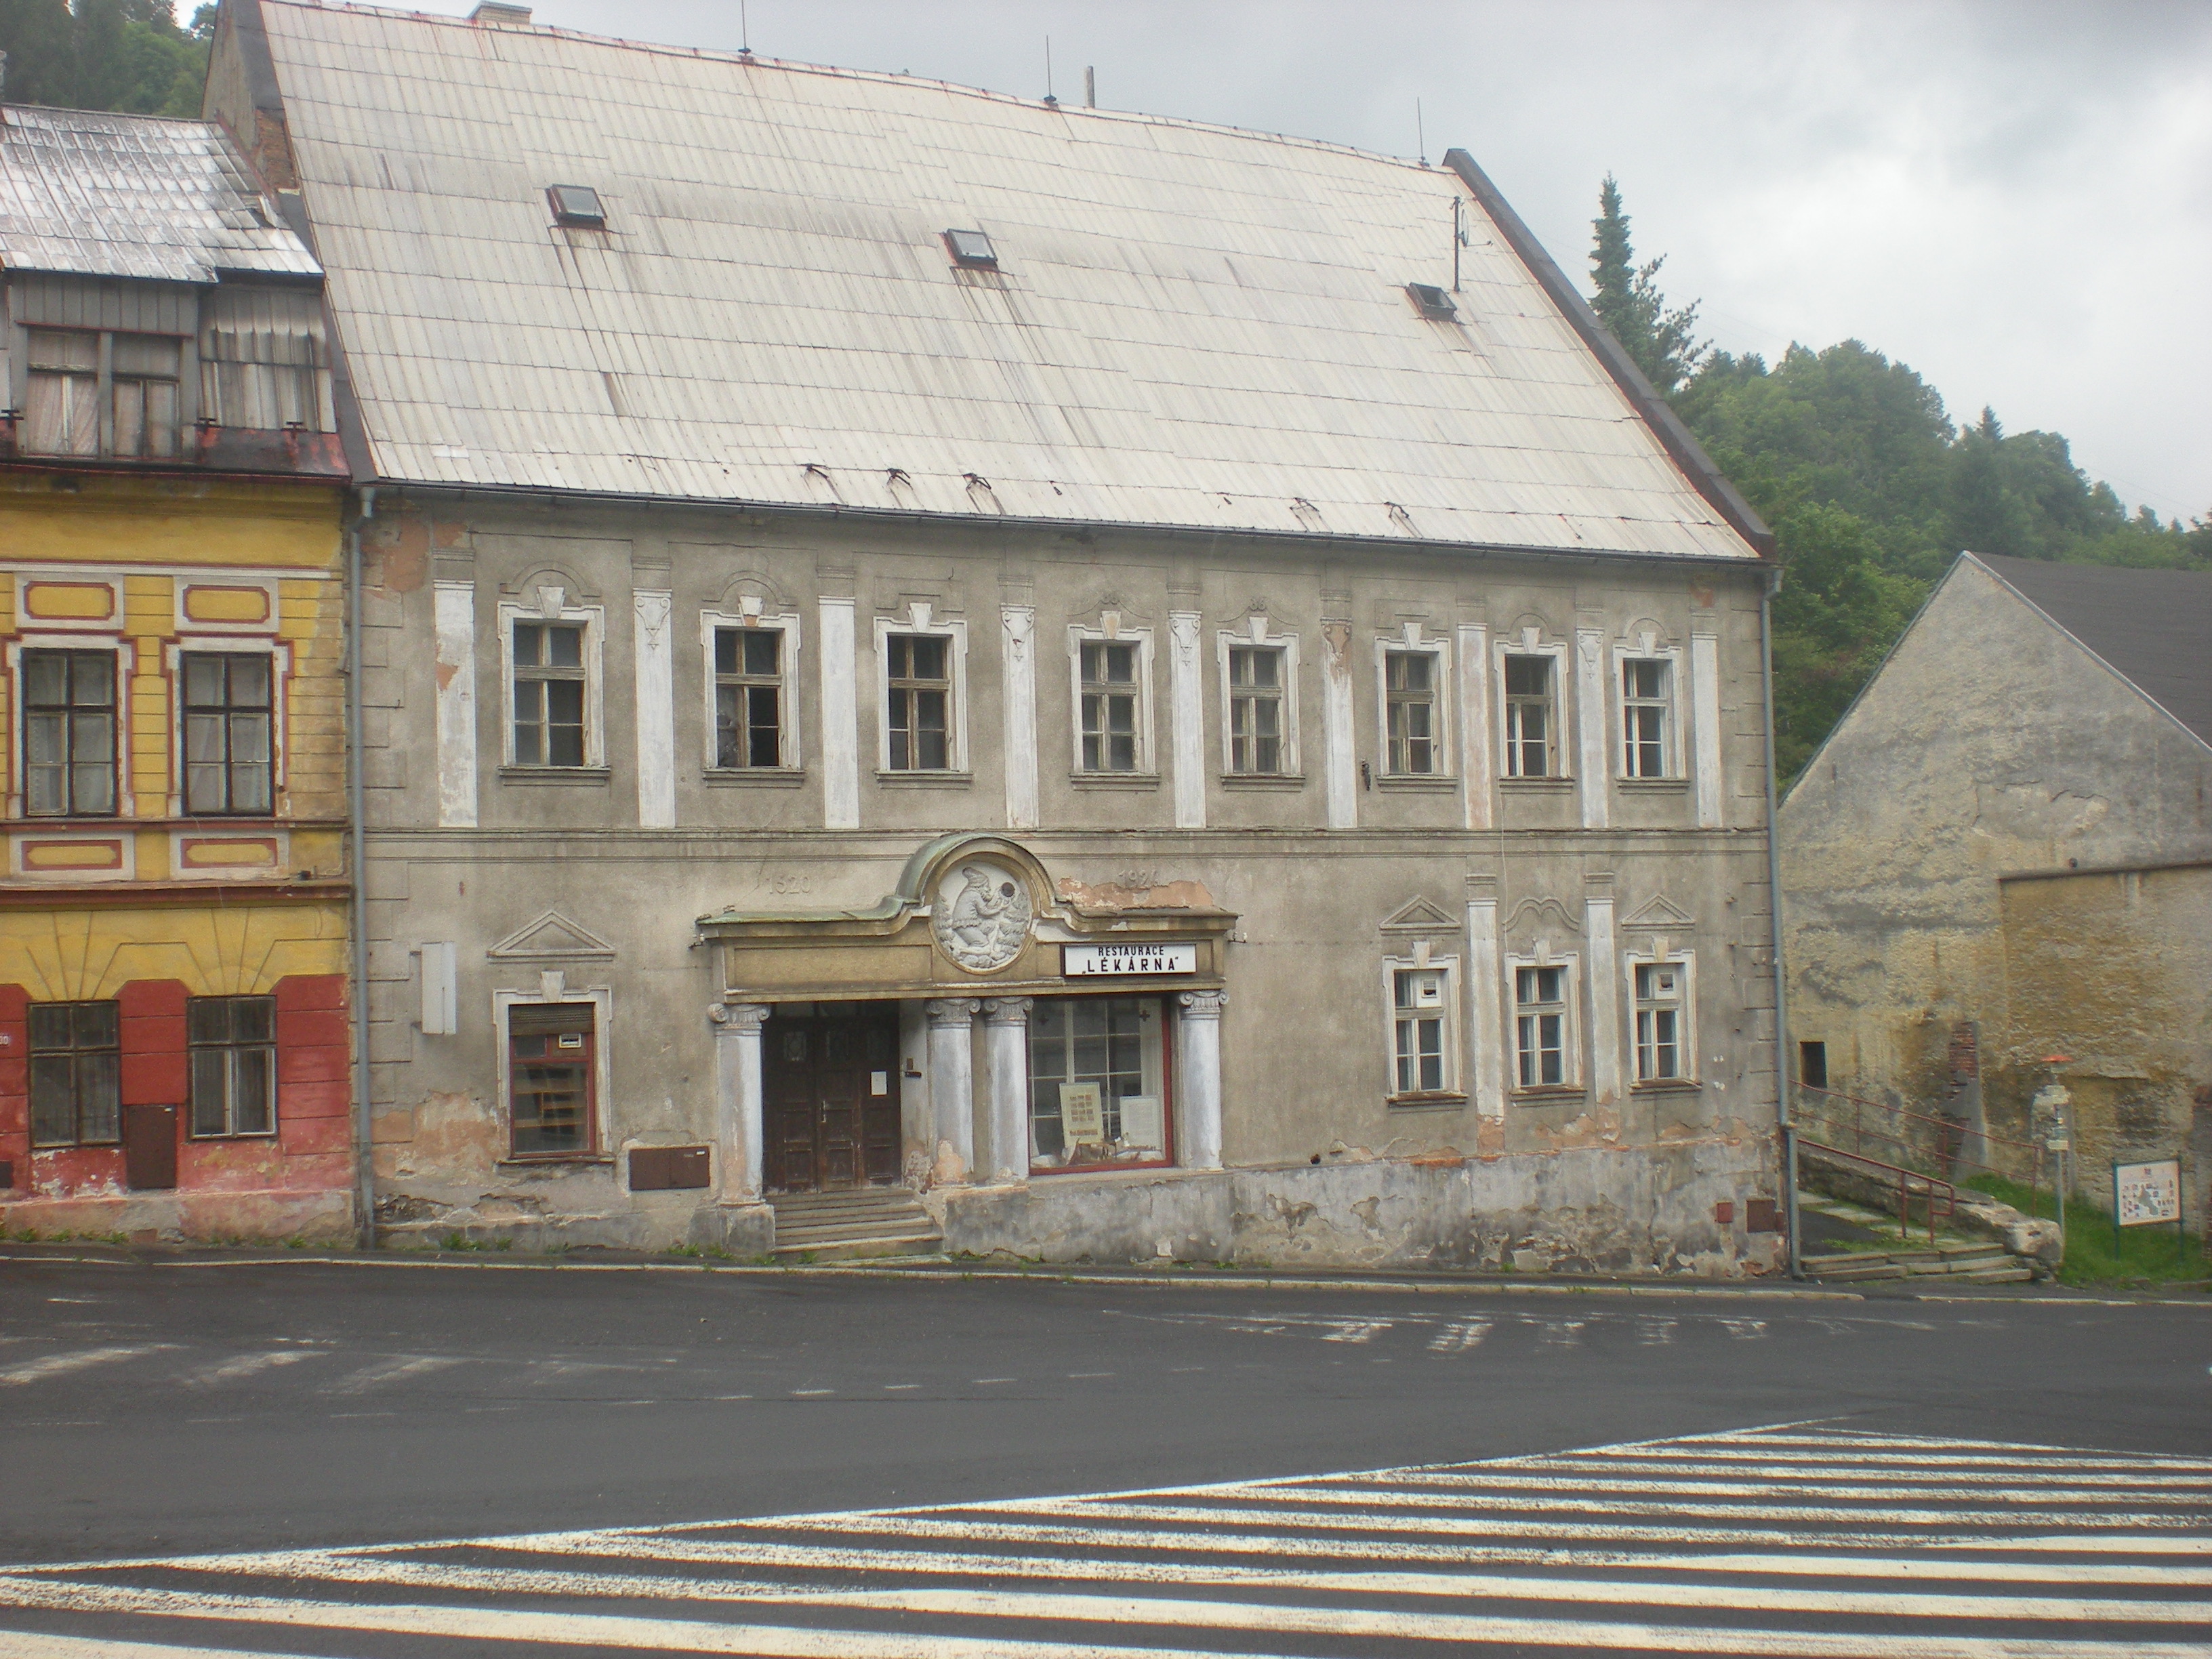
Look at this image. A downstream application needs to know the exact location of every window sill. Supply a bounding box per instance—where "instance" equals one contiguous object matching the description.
[1497,776,1575,791]
[495,1154,616,1169]
[1631,1078,1703,1094]
[1616,777,1689,793]
[188,1131,279,1142]
[498,766,611,786]
[874,770,972,787]
[703,769,806,788]
[1219,773,1306,790]
[1511,1085,1588,1104]
[1374,775,1458,792]
[1387,1091,1469,1110]
[1070,771,1160,790]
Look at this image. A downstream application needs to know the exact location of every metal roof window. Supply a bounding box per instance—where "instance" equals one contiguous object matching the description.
[1407,283,1458,321]
[944,228,999,268]
[548,185,607,228]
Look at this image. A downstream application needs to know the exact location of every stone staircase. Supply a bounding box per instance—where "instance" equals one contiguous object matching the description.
[1803,1240,2034,1285]
[769,1187,943,1263]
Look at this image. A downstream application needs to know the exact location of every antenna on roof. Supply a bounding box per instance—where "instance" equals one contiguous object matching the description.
[739,0,751,56]
[1085,65,1096,109]
[1044,37,1057,105]
[1416,98,1426,166]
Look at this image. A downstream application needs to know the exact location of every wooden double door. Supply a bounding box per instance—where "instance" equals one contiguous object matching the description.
[762,1004,903,1192]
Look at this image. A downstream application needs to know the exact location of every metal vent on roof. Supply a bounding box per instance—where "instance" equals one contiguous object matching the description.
[471,3,533,24]
[548,185,606,228]
[1407,283,1458,321]
[944,229,998,268]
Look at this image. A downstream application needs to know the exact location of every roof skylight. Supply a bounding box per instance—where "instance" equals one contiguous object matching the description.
[1407,283,1457,320]
[548,184,607,228]
[945,228,998,268]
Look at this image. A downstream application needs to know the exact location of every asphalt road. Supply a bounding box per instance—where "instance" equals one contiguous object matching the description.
[3,1257,2207,1568]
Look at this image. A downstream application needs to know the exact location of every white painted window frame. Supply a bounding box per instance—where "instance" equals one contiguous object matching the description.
[1612,632,1685,781]
[1504,947,1582,1092]
[1374,624,1453,779]
[163,636,293,817]
[5,633,138,819]
[873,606,969,774]
[1216,616,1302,778]
[1624,943,1699,1086]
[1065,621,1157,776]
[496,594,607,769]
[492,980,614,1159]
[699,605,804,773]
[1381,945,1461,1101]
[1494,633,1570,779]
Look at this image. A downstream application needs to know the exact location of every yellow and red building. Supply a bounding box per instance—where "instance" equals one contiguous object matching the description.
[0,105,354,1242]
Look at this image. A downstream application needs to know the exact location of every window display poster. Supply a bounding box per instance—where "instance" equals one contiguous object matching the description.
[1119,1094,1163,1152]
[1060,1081,1105,1142]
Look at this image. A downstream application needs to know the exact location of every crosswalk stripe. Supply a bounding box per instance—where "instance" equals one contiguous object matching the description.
[0,1345,167,1387]
[4,1423,2207,1657]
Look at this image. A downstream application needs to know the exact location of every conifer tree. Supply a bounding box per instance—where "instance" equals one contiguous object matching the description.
[1588,176,1706,395]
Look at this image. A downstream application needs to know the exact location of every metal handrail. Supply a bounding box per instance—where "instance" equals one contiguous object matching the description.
[1797,1139,1955,1246]
[1794,1083,2041,1154]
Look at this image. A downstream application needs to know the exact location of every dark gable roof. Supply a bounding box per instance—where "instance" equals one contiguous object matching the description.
[1973,552,2212,747]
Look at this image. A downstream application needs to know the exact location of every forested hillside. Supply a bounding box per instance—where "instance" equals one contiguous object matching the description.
[1591,180,2210,781]
[0,0,209,117]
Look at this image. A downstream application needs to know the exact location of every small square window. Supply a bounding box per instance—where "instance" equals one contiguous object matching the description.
[945,228,998,268]
[1407,283,1457,320]
[548,184,606,227]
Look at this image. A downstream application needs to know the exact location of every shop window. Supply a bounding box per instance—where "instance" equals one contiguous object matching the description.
[1028,996,1170,1171]
[1514,964,1572,1088]
[1502,654,1556,777]
[1383,649,1439,775]
[1078,640,1141,773]
[28,1000,121,1147]
[188,996,276,1137]
[714,626,786,768]
[22,648,117,817]
[181,652,274,813]
[1621,657,1673,778]
[507,1002,597,1158]
[884,632,953,771]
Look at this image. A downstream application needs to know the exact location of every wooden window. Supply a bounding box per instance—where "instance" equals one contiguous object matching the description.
[28,1000,121,1147]
[1503,655,1555,777]
[1634,962,1684,1081]
[1227,645,1285,775]
[1515,965,1568,1088]
[1028,996,1170,1172]
[23,329,180,457]
[110,333,182,458]
[22,649,117,817]
[24,329,99,455]
[1080,640,1139,771]
[884,634,951,771]
[182,652,274,814]
[507,1002,596,1157]
[1392,968,1448,1094]
[714,627,784,768]
[1622,658,1671,778]
[188,996,276,1137]
[512,621,587,767]
[1385,650,1437,775]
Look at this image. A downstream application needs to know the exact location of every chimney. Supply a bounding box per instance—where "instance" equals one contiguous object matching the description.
[470,3,533,24]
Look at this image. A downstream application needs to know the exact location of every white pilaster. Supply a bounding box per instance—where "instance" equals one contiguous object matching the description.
[981,997,1034,1183]
[1456,622,1492,830]
[1574,625,1608,830]
[1584,875,1620,1106]
[710,1000,770,1203]
[1691,628,1723,829]
[432,579,478,828]
[1168,609,1205,829]
[1322,621,1357,830]
[1176,989,1226,1170]
[633,588,675,829]
[819,596,859,830]
[1001,605,1038,830]
[1465,874,1504,1115]
[924,998,980,1181]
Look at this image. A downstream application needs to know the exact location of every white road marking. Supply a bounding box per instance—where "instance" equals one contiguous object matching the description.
[184,1350,321,1387]
[1638,1317,1676,1344]
[1718,1317,1769,1340]
[325,1355,462,1394]
[0,1632,322,1659]
[1525,1318,1586,1345]
[0,1345,167,1385]
[1321,1320,1390,1343]
[1427,1319,1490,1352]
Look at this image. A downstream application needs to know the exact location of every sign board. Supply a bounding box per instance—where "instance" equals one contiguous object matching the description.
[2114,1158,2182,1227]
[1063,941,1198,977]
[1059,1082,1105,1141]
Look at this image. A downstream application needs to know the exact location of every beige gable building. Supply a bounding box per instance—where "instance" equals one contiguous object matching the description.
[208,0,1788,1270]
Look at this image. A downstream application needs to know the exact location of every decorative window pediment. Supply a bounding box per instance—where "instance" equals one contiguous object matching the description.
[487,909,617,962]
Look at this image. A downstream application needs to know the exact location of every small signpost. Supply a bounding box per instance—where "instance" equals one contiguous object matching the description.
[2112,1158,2184,1265]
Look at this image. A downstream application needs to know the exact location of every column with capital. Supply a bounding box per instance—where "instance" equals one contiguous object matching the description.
[709,1001,771,1203]
[1176,989,1227,1170]
[924,998,981,1181]
[981,997,1034,1184]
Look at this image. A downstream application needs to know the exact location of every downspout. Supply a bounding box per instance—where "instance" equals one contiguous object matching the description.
[348,486,379,1250]
[1759,566,1801,1278]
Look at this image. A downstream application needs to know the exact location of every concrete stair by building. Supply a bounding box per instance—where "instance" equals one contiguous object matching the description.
[769,1188,943,1263]
[1803,1240,2034,1284]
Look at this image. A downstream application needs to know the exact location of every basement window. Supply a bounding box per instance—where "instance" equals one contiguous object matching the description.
[944,228,998,268]
[548,184,607,228]
[1406,283,1457,320]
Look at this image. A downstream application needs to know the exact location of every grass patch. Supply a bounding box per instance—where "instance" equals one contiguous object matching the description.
[1964,1172,2205,1288]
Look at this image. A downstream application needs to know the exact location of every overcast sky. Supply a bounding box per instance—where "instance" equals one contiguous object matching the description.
[415,1,2211,520]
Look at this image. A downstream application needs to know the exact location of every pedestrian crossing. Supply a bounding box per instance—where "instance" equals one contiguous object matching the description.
[2,1421,2208,1656]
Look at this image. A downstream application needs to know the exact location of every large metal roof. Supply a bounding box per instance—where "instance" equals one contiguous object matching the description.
[0,103,321,283]
[253,1,1757,559]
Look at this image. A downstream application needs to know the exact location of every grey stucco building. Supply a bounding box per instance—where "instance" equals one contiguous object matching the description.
[212,0,1790,1271]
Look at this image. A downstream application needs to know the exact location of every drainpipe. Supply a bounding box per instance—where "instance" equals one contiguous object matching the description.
[348,486,379,1250]
[1759,566,1801,1277]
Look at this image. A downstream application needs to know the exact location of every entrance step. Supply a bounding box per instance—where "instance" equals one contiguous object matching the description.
[769,1187,943,1263]
[1803,1241,2032,1284]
